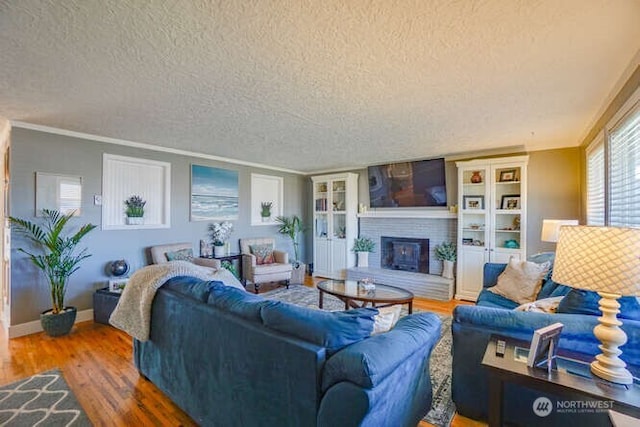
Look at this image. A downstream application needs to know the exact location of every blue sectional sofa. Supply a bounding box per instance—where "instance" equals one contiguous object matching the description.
[452,263,640,426]
[134,277,442,427]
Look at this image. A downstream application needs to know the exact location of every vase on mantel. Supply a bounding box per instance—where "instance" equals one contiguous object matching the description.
[442,260,454,279]
[356,252,369,268]
[470,171,482,184]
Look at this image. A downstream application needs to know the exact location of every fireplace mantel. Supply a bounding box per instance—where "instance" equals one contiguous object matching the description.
[357,210,457,219]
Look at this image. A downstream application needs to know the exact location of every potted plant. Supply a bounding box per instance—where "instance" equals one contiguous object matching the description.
[435,241,456,279]
[208,221,233,257]
[352,236,375,268]
[275,215,306,283]
[124,195,146,225]
[260,202,273,222]
[9,209,96,337]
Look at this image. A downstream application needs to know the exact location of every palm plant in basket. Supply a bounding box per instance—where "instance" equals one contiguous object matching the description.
[9,209,96,336]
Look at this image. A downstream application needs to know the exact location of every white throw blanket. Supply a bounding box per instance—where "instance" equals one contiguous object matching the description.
[109,261,244,341]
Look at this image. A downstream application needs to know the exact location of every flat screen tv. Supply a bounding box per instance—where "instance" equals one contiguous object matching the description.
[368,158,447,208]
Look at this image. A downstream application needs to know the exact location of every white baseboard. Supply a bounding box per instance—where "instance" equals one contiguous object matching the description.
[8,309,94,338]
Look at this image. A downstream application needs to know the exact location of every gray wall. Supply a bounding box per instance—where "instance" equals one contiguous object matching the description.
[10,128,308,325]
[526,147,581,254]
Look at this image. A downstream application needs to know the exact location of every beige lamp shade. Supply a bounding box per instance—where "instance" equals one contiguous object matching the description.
[540,219,579,242]
[552,226,640,296]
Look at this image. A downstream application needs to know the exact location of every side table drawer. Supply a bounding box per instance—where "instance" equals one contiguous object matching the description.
[93,288,121,325]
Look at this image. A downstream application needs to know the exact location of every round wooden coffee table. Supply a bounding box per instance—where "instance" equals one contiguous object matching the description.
[317,279,414,313]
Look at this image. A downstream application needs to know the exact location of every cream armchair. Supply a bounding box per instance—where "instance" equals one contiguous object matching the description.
[240,238,292,293]
[149,242,221,269]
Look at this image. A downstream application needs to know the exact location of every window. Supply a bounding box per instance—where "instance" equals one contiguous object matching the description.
[586,137,605,226]
[609,107,640,227]
[586,89,640,228]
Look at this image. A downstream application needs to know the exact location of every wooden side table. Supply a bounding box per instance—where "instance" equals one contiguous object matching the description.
[482,335,640,426]
[200,253,242,279]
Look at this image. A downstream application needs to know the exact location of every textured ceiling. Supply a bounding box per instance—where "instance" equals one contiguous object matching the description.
[1,1,639,173]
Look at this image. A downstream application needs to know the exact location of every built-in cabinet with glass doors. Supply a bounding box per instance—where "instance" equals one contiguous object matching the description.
[311,173,358,279]
[455,156,528,301]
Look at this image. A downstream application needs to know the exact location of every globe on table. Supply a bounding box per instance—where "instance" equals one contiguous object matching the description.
[109,259,130,277]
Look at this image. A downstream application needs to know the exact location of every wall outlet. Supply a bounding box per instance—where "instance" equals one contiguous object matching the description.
[94,195,102,206]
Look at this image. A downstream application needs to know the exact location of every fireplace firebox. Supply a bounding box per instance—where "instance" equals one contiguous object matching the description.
[380,236,429,274]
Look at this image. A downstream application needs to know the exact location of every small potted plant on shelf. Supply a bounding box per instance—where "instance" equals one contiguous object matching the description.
[275,215,306,284]
[352,236,375,268]
[260,201,273,222]
[208,221,233,257]
[435,241,456,279]
[124,195,146,225]
[9,209,96,337]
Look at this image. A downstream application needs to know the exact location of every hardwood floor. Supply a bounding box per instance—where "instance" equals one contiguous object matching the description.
[0,277,484,427]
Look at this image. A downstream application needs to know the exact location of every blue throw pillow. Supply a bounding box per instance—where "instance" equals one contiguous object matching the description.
[476,289,519,310]
[162,276,222,302]
[537,279,572,300]
[261,301,377,355]
[207,285,268,322]
[557,289,640,321]
[535,279,557,300]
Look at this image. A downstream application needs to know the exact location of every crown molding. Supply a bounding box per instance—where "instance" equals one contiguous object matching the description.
[11,121,305,175]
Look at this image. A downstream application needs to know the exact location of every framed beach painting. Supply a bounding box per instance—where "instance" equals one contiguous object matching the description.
[190,165,239,221]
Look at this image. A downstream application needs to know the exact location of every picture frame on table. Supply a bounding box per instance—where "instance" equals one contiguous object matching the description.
[463,195,484,210]
[501,194,521,210]
[527,323,564,372]
[108,278,129,294]
[498,169,517,182]
[200,239,213,257]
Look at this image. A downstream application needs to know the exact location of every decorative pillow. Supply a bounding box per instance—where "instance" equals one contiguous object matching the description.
[372,305,402,335]
[165,248,194,262]
[487,258,550,305]
[557,289,640,321]
[250,244,275,265]
[260,301,376,355]
[515,296,565,313]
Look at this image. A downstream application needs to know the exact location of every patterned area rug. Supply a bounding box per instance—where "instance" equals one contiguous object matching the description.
[261,284,455,427]
[0,369,91,426]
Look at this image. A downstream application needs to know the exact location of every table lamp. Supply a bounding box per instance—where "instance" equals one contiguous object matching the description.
[552,226,640,384]
[540,219,579,243]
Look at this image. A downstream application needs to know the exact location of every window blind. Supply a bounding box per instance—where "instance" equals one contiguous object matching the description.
[609,105,640,228]
[586,138,605,226]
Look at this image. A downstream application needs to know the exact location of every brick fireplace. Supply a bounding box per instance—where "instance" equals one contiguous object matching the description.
[346,211,457,300]
[380,236,430,274]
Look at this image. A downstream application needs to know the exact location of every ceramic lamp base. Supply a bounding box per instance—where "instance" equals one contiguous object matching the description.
[590,292,633,385]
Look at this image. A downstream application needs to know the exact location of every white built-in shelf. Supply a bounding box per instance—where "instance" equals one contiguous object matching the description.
[461,209,486,215]
[357,209,457,219]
